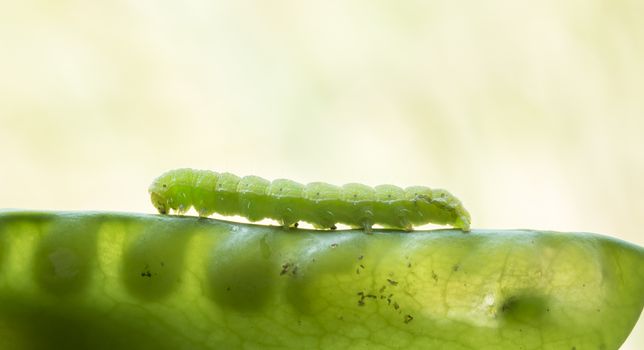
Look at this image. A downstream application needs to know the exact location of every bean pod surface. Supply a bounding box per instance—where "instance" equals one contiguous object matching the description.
[1,210,642,349]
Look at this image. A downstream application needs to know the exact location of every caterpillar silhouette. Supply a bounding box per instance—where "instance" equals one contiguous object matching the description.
[148,169,471,232]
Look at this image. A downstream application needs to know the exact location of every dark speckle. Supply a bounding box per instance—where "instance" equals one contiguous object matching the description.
[162,184,167,188]
[432,270,438,282]
[387,279,399,286]
[330,243,338,248]
[452,264,460,272]
[357,292,366,306]
[404,314,414,324]
[280,262,291,276]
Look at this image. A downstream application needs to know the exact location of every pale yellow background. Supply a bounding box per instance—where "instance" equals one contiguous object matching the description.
[0,1,642,347]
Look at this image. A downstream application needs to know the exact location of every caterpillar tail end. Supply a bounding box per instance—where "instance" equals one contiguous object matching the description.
[454,210,471,233]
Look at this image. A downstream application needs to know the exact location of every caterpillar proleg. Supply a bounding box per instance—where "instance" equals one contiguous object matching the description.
[148,169,471,232]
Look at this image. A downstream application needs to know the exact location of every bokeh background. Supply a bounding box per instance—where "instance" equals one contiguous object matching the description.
[0,1,642,347]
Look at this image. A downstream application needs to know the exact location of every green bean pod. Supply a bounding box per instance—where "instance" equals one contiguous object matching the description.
[0,210,642,350]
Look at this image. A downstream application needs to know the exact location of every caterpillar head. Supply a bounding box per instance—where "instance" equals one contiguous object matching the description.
[148,173,173,214]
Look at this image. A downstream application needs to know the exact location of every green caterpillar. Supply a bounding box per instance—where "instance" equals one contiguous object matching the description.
[148,168,471,232]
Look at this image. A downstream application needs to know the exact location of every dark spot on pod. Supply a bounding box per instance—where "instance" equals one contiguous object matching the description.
[34,219,101,296]
[280,262,291,275]
[208,234,276,312]
[141,269,152,278]
[122,224,195,300]
[286,235,365,314]
[499,294,549,325]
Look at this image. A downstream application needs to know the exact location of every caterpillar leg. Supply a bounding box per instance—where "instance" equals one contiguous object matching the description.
[310,217,337,231]
[279,219,299,230]
[176,205,188,215]
[400,220,413,231]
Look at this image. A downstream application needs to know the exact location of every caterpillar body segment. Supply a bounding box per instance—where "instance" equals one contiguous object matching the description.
[148,168,471,232]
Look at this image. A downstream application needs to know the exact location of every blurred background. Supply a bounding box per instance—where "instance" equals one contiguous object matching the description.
[0,0,642,347]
